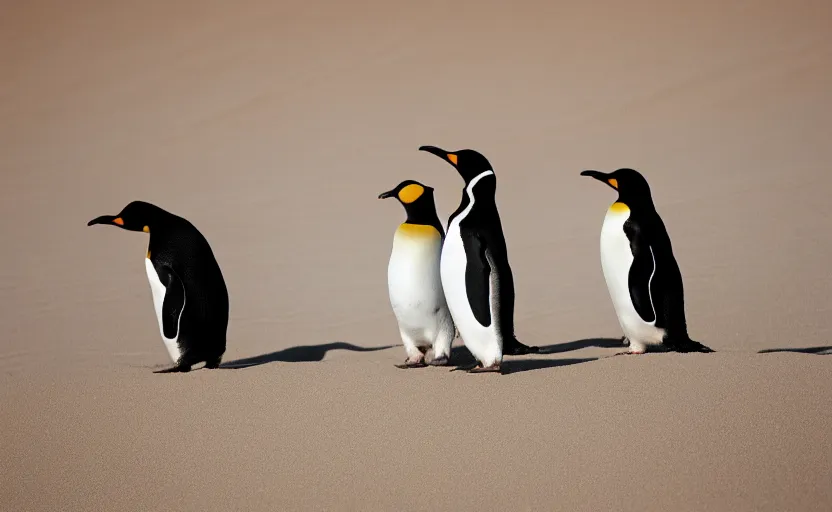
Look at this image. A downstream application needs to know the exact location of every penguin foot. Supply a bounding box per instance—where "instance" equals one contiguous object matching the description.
[428,354,450,366]
[613,350,645,356]
[449,363,479,372]
[204,357,222,369]
[153,363,191,373]
[467,363,502,374]
[394,361,428,369]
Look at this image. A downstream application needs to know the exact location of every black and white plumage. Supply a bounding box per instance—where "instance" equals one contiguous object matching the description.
[581,168,712,354]
[419,146,538,373]
[88,201,229,372]
[379,180,455,369]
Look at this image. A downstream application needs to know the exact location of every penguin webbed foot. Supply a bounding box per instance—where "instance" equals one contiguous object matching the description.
[467,363,502,374]
[395,354,428,369]
[428,354,450,366]
[204,357,222,369]
[394,361,428,369]
[613,350,645,356]
[450,362,502,374]
[449,363,479,372]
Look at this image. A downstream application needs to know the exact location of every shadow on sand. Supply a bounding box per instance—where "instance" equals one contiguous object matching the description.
[444,338,609,374]
[501,357,596,374]
[536,337,625,354]
[220,342,395,369]
[758,346,832,355]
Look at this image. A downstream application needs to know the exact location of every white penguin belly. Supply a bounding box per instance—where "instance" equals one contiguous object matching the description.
[440,222,502,366]
[599,204,666,351]
[145,258,182,364]
[387,226,451,342]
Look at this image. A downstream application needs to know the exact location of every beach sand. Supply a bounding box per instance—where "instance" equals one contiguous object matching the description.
[1,0,831,510]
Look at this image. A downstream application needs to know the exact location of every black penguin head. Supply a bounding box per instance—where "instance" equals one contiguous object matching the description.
[87,200,169,233]
[581,168,654,207]
[419,145,493,183]
[378,180,440,224]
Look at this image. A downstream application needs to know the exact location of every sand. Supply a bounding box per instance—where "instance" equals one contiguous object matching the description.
[2,0,831,510]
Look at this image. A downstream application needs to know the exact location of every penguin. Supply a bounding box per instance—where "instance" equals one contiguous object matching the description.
[580,168,713,354]
[419,145,539,373]
[379,180,456,369]
[87,201,229,372]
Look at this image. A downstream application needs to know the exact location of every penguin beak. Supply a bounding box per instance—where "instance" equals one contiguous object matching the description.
[580,170,618,190]
[419,145,458,167]
[378,189,397,200]
[87,215,122,227]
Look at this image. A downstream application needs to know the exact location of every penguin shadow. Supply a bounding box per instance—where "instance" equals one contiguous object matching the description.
[447,341,604,375]
[220,342,395,369]
[500,337,625,374]
[501,357,596,374]
[758,346,832,355]
[536,337,626,355]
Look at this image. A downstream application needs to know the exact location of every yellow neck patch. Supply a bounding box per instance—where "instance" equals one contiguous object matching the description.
[398,184,424,204]
[609,201,630,214]
[397,223,440,238]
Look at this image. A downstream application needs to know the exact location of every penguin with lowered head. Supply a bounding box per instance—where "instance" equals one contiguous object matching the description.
[88,201,229,372]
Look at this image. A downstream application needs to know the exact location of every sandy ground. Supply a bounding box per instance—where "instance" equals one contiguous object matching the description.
[2,0,832,510]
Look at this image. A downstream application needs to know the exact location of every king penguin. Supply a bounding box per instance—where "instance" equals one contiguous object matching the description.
[580,168,713,355]
[88,201,230,372]
[419,145,539,373]
[379,180,456,368]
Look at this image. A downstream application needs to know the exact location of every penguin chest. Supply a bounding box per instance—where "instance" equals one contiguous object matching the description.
[440,222,499,350]
[387,225,447,334]
[144,258,183,364]
[599,204,665,347]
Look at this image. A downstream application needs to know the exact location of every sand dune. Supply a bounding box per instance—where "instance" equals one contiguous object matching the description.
[2,0,831,510]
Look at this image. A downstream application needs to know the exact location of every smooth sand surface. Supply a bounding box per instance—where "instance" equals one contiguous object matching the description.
[2,0,832,510]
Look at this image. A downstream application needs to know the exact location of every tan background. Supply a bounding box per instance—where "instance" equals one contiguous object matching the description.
[2,0,831,510]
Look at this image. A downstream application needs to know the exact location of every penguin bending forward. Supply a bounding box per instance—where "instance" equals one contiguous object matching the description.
[419,146,539,373]
[379,180,455,368]
[580,169,712,355]
[88,201,229,372]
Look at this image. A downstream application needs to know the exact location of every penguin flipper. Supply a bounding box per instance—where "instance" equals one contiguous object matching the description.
[159,265,186,340]
[461,230,492,328]
[624,221,660,324]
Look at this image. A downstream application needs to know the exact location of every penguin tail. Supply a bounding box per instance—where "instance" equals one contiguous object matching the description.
[503,336,540,355]
[670,337,714,353]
